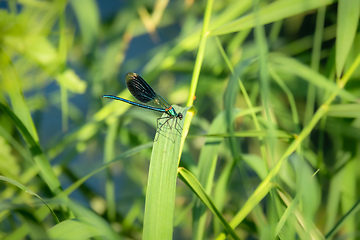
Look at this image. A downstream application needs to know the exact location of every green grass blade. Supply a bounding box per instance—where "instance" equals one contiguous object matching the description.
[336,0,360,77]
[0,49,39,141]
[198,129,292,138]
[212,160,234,235]
[325,197,360,239]
[179,167,240,240]
[216,178,274,240]
[277,190,324,240]
[210,0,335,36]
[70,0,99,49]
[186,0,214,106]
[143,106,190,240]
[303,6,326,147]
[215,37,269,167]
[104,119,119,222]
[62,142,153,197]
[0,103,62,195]
[0,175,59,223]
[269,54,357,102]
[193,108,262,239]
[324,168,343,233]
[63,201,120,240]
[48,219,102,240]
[192,110,234,240]
[327,104,360,118]
[269,66,300,133]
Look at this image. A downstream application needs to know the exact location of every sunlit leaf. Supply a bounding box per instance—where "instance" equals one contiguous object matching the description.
[56,69,87,94]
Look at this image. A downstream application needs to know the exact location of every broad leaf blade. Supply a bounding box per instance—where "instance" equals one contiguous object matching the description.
[143,106,190,240]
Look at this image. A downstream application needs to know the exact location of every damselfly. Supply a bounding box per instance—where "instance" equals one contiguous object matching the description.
[102,72,183,137]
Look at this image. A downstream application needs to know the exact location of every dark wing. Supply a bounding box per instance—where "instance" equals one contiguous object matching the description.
[125,72,156,103]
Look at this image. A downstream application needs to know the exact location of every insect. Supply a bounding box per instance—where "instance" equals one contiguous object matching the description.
[102,72,183,137]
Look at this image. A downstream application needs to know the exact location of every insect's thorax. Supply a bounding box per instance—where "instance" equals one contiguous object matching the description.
[166,107,177,117]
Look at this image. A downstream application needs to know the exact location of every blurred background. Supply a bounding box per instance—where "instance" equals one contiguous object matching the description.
[1,0,360,239]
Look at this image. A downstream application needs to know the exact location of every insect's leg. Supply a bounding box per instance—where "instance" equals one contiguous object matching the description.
[157,116,170,131]
[162,117,173,130]
[174,118,183,135]
[170,116,176,130]
[155,117,176,142]
[156,116,183,142]
[162,118,172,131]
[155,120,166,141]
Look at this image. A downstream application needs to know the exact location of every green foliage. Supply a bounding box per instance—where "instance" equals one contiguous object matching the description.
[1,0,360,239]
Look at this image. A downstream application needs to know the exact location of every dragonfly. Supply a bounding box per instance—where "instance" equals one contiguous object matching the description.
[102,72,183,136]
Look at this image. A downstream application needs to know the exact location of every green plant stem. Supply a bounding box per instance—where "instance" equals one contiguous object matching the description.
[186,0,214,107]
